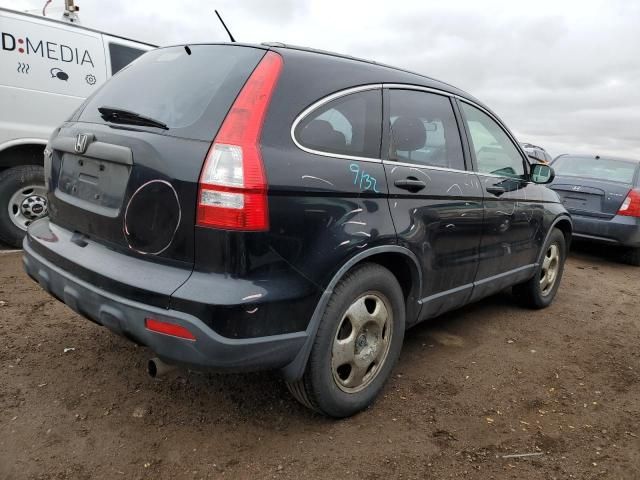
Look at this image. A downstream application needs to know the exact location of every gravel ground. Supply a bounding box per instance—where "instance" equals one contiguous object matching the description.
[1,245,639,479]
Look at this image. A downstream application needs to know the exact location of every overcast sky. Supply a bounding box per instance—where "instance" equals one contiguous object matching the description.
[7,0,640,159]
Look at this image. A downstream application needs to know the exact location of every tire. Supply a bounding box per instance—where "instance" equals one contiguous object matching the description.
[287,263,405,418]
[513,228,566,309]
[0,165,47,248]
[623,247,640,266]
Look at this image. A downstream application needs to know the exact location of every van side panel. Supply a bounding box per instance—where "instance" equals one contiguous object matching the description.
[0,87,82,147]
[0,12,107,98]
[0,9,151,149]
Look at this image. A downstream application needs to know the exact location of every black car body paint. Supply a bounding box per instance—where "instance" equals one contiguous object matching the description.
[23,43,572,380]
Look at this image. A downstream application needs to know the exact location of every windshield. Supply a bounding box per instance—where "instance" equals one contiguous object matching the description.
[78,45,264,140]
[553,156,638,184]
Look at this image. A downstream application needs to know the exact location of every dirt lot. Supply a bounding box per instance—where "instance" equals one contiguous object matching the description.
[1,246,639,480]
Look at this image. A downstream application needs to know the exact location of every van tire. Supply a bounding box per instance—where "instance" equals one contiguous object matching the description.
[0,165,46,248]
[513,228,566,309]
[286,263,405,417]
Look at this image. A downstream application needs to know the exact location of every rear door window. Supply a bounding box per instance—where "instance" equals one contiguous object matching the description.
[78,45,265,141]
[108,43,146,74]
[387,89,465,170]
[461,102,526,179]
[294,89,382,158]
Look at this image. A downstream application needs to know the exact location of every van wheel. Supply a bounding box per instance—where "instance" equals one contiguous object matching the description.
[0,166,47,248]
[513,228,566,309]
[286,263,405,417]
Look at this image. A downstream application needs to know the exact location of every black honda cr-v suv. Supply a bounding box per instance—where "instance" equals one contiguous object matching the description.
[24,43,571,417]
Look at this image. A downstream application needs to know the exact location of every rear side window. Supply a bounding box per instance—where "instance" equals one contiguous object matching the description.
[461,102,525,179]
[553,156,638,184]
[388,90,465,170]
[109,43,146,74]
[294,89,382,158]
[79,45,265,141]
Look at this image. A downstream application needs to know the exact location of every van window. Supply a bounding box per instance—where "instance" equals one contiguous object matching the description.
[109,43,146,74]
[295,90,382,158]
[461,102,525,179]
[388,90,465,170]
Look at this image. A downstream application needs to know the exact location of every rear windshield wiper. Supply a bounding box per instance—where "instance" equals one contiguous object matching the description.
[98,106,169,130]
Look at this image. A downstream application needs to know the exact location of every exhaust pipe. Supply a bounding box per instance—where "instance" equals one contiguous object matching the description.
[147,357,176,378]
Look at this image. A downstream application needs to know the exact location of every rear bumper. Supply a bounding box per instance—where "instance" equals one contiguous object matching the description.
[572,214,640,248]
[23,239,307,372]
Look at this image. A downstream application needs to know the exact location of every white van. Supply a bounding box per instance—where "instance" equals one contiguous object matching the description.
[0,6,155,247]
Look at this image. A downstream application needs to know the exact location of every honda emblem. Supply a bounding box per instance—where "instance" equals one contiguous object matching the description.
[75,133,90,154]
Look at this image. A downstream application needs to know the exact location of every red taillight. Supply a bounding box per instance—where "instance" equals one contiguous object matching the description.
[618,188,640,218]
[196,51,283,230]
[145,318,196,341]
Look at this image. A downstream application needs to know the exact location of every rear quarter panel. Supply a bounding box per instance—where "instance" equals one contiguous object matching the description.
[260,50,401,290]
[175,50,401,338]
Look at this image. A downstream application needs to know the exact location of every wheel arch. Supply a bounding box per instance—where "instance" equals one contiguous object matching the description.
[537,214,573,265]
[281,245,422,381]
[0,139,47,171]
[553,216,573,250]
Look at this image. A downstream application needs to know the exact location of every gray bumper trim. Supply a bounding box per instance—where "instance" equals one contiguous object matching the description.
[22,240,307,372]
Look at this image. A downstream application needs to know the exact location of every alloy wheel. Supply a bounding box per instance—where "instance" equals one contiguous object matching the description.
[540,243,560,296]
[331,293,393,393]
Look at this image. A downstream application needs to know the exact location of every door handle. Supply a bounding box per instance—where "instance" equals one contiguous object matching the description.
[486,185,506,196]
[394,177,426,193]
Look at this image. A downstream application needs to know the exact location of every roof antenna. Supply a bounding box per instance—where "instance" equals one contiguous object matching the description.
[215,10,236,43]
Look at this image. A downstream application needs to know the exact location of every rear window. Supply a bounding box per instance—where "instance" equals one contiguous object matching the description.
[553,156,638,184]
[79,45,265,141]
[294,89,382,159]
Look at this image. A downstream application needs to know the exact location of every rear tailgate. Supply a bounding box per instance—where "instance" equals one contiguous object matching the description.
[551,156,639,219]
[35,45,267,305]
[48,123,209,262]
[551,180,630,219]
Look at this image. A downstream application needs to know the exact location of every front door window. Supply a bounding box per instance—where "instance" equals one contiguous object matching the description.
[461,102,526,179]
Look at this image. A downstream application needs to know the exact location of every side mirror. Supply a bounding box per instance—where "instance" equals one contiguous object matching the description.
[531,164,555,184]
